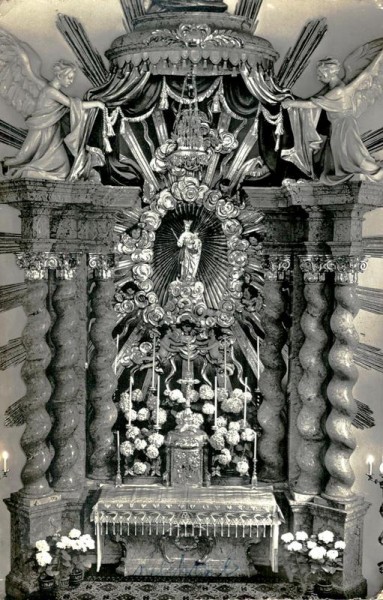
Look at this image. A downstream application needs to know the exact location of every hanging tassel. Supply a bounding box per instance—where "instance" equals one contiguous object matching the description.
[159,78,169,110]
[274,108,284,151]
[212,90,221,113]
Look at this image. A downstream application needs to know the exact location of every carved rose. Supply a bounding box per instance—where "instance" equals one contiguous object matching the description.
[140,210,161,231]
[132,263,152,282]
[222,219,243,237]
[157,188,177,212]
[216,199,240,220]
[172,176,209,204]
[143,305,165,326]
[217,312,234,327]
[203,189,222,211]
[137,230,155,249]
[138,280,154,293]
[132,249,153,263]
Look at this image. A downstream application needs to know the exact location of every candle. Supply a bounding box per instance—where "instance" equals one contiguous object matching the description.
[152,336,156,388]
[366,455,374,476]
[156,375,160,428]
[224,341,227,391]
[114,334,120,375]
[116,430,120,455]
[254,432,257,463]
[256,336,260,382]
[379,456,383,476]
[2,451,8,473]
[214,376,218,428]
[128,377,133,425]
[243,377,248,426]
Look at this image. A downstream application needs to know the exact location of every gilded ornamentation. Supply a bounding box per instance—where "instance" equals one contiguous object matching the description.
[52,253,81,280]
[299,255,332,283]
[16,252,58,281]
[262,255,291,282]
[325,256,368,285]
[88,254,115,280]
[147,24,243,49]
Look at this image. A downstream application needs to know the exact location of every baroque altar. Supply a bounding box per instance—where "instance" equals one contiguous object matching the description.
[1,0,383,598]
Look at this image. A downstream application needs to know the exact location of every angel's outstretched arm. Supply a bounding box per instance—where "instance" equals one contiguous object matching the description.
[48,87,104,110]
[282,99,317,109]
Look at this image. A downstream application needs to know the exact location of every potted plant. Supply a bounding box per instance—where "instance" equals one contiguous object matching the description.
[281,529,345,597]
[34,539,59,599]
[33,529,95,594]
[55,529,95,587]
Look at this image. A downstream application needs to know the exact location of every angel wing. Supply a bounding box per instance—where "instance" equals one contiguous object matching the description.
[342,43,383,118]
[343,38,383,84]
[0,28,47,118]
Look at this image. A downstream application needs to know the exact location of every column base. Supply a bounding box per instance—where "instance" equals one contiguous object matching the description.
[309,495,370,599]
[4,491,67,600]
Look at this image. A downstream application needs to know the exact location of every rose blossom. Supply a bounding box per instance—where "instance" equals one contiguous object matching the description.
[146,445,159,459]
[236,459,249,475]
[133,461,147,475]
[36,551,52,567]
[216,416,227,428]
[241,428,255,442]
[199,385,214,400]
[326,549,339,561]
[209,433,226,451]
[226,430,240,446]
[120,441,134,457]
[295,531,309,541]
[148,433,164,448]
[134,438,147,451]
[126,425,140,439]
[307,540,317,549]
[202,402,215,415]
[137,408,150,421]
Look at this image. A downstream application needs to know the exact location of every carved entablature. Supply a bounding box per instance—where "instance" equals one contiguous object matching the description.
[262,255,291,282]
[88,254,115,280]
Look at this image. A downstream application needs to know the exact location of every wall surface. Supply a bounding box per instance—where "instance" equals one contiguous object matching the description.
[0,0,383,598]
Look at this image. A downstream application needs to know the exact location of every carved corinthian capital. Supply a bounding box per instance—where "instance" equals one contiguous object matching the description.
[16,252,57,281]
[325,256,368,285]
[88,254,115,280]
[51,253,81,280]
[299,255,332,283]
[262,255,291,282]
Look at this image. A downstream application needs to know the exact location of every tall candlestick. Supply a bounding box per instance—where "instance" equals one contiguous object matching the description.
[256,336,260,382]
[2,451,8,473]
[114,334,120,375]
[367,455,374,476]
[243,377,248,425]
[251,432,258,487]
[224,341,227,391]
[128,377,133,425]
[152,336,156,388]
[214,376,218,428]
[115,431,121,487]
[156,375,160,428]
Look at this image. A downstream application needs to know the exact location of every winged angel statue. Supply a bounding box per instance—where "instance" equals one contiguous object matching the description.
[282,40,383,184]
[0,29,104,181]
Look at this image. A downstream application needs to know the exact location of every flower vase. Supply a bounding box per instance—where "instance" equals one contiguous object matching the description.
[56,573,70,591]
[69,567,84,587]
[315,576,333,598]
[38,575,56,600]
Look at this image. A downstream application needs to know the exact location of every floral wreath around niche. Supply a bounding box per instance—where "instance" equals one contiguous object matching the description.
[115,174,253,329]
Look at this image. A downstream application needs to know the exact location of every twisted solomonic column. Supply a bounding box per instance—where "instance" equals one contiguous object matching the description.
[88,254,118,480]
[295,256,331,496]
[50,254,81,492]
[258,255,291,482]
[324,256,368,500]
[16,253,55,497]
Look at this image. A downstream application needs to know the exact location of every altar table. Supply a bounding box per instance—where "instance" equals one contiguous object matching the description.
[91,484,283,576]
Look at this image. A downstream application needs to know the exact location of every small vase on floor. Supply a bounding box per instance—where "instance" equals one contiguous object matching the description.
[38,575,56,600]
[69,567,84,587]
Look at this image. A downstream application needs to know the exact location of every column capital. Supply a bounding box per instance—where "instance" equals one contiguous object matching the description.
[262,254,291,282]
[16,252,56,281]
[299,254,332,283]
[50,253,82,280]
[326,255,368,285]
[88,253,115,280]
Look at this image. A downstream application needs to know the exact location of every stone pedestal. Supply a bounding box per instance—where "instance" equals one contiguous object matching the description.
[309,496,370,598]
[4,493,66,599]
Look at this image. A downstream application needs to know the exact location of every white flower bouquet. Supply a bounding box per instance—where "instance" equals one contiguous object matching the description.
[281,529,345,593]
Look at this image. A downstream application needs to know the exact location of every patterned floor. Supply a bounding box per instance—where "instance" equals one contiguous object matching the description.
[55,580,304,600]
